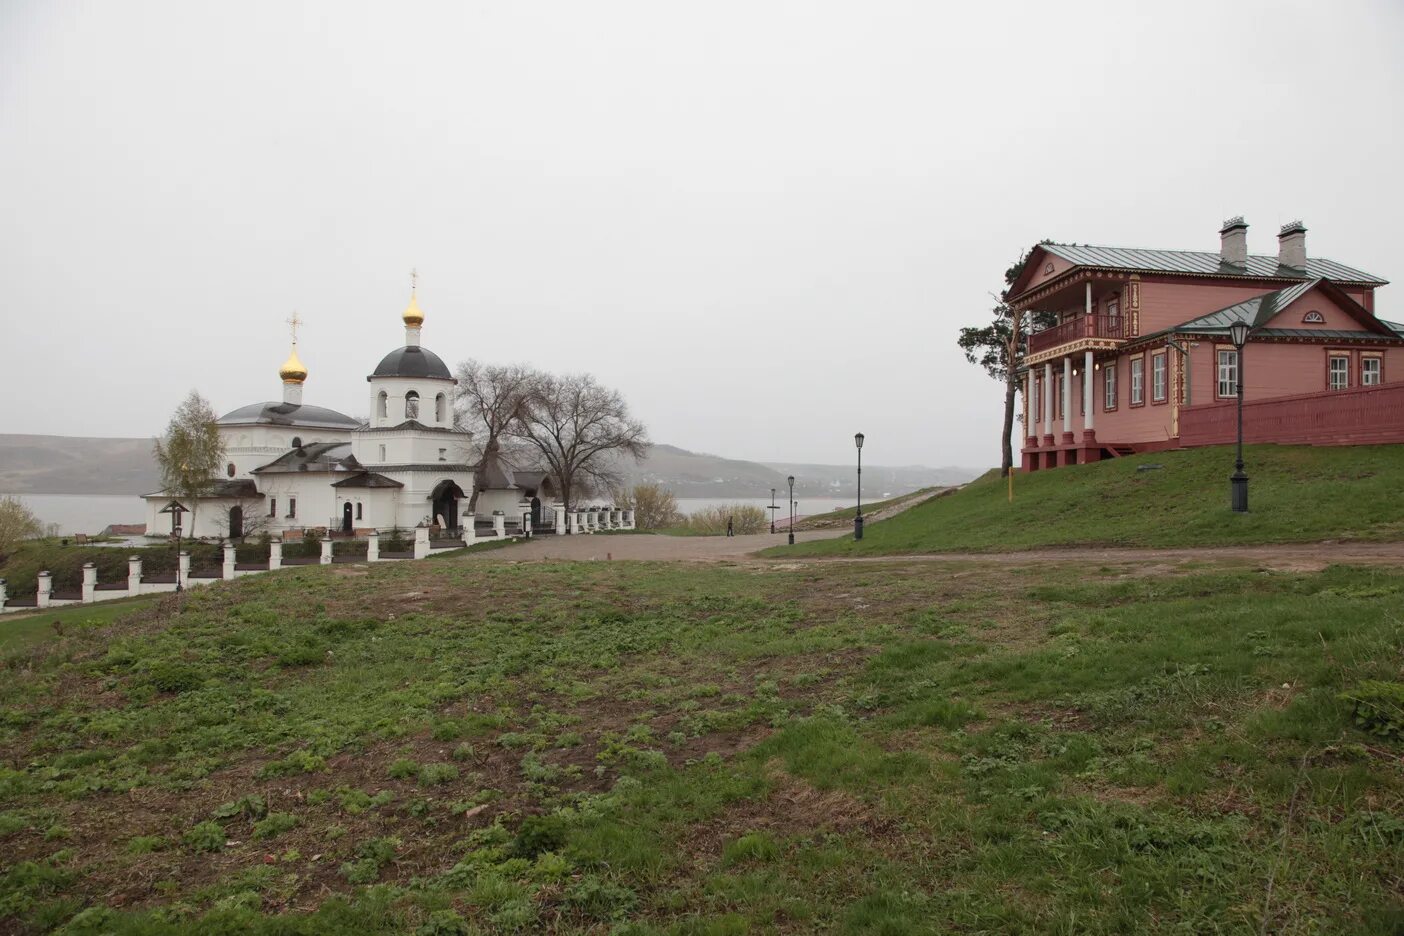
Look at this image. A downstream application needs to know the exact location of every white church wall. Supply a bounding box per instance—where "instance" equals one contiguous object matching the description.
[475,489,528,519]
[366,377,456,430]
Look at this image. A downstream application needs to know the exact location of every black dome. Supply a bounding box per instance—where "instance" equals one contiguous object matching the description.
[371,345,452,380]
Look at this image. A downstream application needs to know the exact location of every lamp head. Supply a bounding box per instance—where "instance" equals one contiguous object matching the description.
[787,475,795,487]
[1229,321,1250,349]
[854,432,864,450]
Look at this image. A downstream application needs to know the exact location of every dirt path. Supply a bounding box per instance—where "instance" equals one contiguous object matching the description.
[465,530,1404,570]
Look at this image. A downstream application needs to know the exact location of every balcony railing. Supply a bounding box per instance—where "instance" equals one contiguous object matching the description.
[1028,314,1126,356]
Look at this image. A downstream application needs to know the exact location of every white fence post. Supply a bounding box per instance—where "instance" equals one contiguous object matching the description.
[36,572,52,608]
[178,551,191,590]
[127,557,143,595]
[367,531,380,562]
[222,540,236,579]
[320,538,334,565]
[269,539,283,570]
[413,526,430,559]
[492,514,505,538]
[82,563,97,603]
[0,578,7,608]
[555,509,565,535]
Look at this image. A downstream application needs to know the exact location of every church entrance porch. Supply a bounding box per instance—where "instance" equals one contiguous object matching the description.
[430,480,467,532]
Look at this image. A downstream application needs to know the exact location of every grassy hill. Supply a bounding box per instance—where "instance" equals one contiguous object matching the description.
[1,555,1401,932]
[770,444,1404,557]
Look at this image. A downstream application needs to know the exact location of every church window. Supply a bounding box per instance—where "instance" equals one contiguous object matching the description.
[379,444,386,461]
[356,502,363,520]
[438,448,447,462]
[435,393,446,423]
[377,391,388,419]
[1302,310,1325,324]
[269,498,276,517]
[405,391,420,420]
[287,497,297,519]
[226,463,236,478]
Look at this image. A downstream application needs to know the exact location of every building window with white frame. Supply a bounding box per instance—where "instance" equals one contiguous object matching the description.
[1217,349,1238,398]
[378,444,387,462]
[1104,361,1117,410]
[1130,357,1145,406]
[1362,356,1383,386]
[268,498,276,518]
[1151,353,1167,403]
[287,497,297,519]
[1329,354,1350,391]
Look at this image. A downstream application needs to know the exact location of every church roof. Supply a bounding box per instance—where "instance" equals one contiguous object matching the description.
[370,346,453,380]
[478,449,518,490]
[142,479,263,499]
[218,401,360,430]
[331,471,404,489]
[252,442,363,474]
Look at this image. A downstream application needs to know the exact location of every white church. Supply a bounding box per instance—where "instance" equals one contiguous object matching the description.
[143,284,510,539]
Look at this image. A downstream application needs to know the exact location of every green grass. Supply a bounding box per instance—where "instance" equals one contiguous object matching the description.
[0,596,160,652]
[768,443,1404,557]
[793,486,941,530]
[0,555,1400,933]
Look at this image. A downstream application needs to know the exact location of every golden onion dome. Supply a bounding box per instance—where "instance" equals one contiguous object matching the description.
[402,291,424,326]
[279,344,308,383]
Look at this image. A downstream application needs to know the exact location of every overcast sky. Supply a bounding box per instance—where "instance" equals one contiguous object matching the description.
[2,1,1401,470]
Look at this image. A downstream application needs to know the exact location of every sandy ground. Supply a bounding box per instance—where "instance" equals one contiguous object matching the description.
[463,529,1404,570]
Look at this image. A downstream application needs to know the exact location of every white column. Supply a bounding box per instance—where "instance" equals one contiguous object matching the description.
[320,538,334,565]
[366,532,379,560]
[1084,350,1095,434]
[1043,362,1053,436]
[492,513,506,538]
[1086,281,1093,317]
[0,578,7,608]
[555,509,565,535]
[1062,356,1073,437]
[1024,372,1032,440]
[269,539,283,570]
[37,571,52,608]
[413,526,430,558]
[82,563,97,603]
[128,556,143,595]
[178,552,190,590]
[222,540,237,579]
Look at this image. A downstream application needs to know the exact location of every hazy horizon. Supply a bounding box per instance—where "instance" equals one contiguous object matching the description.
[3,1,1401,471]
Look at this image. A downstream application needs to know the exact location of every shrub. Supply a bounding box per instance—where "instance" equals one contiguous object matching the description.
[252,812,299,840]
[147,662,205,694]
[388,758,418,779]
[183,821,225,853]
[1342,681,1404,738]
[418,763,459,786]
[620,483,682,530]
[677,504,768,535]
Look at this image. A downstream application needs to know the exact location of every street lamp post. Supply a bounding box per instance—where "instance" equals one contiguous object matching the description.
[769,487,777,534]
[787,475,795,546]
[854,432,865,541]
[173,519,183,592]
[1229,321,1250,512]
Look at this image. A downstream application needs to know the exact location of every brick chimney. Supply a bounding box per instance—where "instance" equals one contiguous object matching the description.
[1278,220,1307,270]
[1219,216,1248,266]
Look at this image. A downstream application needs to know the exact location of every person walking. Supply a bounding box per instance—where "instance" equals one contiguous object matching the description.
[726,516,734,537]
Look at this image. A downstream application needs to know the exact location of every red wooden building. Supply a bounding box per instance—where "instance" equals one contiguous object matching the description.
[1010,219,1401,470]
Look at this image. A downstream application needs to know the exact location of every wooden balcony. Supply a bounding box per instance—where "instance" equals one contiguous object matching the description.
[1028,314,1127,356]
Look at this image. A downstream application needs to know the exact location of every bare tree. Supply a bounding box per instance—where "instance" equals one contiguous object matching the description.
[152,391,225,545]
[507,373,649,524]
[617,483,682,530]
[453,359,538,511]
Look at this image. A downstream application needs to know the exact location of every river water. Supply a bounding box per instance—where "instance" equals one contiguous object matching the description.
[5,493,871,535]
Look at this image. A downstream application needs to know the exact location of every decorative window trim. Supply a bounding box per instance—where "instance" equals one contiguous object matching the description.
[1360,351,1385,386]
[1150,351,1169,405]
[1302,310,1325,324]
[1103,360,1118,412]
[1326,350,1351,391]
[1129,354,1146,408]
[1215,345,1239,400]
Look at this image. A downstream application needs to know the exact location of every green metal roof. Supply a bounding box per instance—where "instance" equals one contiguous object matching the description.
[1169,280,1319,333]
[1042,243,1387,285]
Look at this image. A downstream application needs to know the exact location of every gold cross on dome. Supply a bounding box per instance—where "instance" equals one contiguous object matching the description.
[410,267,418,294]
[286,311,303,344]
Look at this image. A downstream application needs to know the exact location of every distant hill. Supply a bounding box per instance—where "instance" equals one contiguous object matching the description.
[0,435,979,498]
[0,435,159,495]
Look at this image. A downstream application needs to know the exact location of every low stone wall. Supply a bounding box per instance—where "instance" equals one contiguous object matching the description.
[2,506,637,614]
